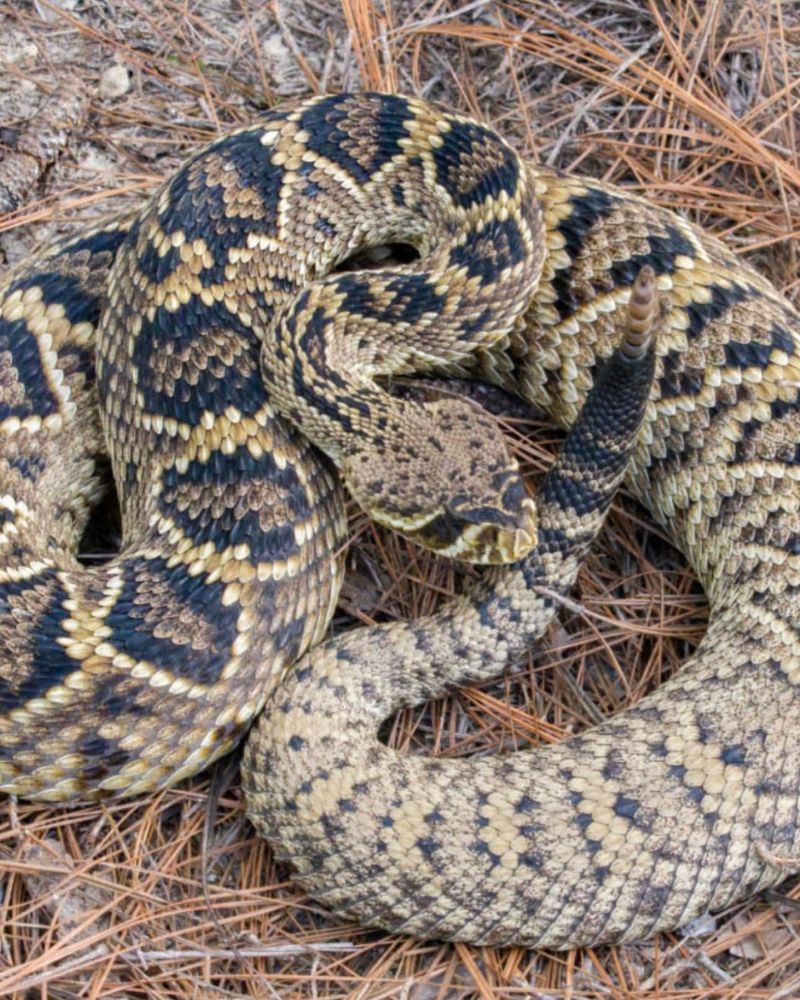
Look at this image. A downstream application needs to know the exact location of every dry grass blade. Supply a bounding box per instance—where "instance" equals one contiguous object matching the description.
[1,0,800,996]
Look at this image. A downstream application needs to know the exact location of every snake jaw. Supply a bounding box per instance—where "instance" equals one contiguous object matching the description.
[458,495,538,565]
[416,494,538,564]
[501,521,537,563]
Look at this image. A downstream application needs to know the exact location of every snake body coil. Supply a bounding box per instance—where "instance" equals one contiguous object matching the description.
[2,94,800,948]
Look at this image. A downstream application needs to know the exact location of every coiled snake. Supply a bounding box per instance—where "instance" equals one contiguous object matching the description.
[2,93,800,949]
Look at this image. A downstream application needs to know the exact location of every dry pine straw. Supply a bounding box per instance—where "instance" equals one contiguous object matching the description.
[1,0,800,997]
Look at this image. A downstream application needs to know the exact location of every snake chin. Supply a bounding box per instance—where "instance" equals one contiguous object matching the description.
[345,485,537,564]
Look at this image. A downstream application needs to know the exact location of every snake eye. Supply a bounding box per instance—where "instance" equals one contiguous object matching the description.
[420,510,463,547]
[445,502,519,529]
[499,475,526,511]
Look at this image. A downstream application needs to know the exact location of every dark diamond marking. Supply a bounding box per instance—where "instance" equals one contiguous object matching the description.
[300,94,411,184]
[416,836,440,858]
[613,794,640,820]
[104,556,239,685]
[721,744,746,765]
[432,118,520,209]
[448,216,525,287]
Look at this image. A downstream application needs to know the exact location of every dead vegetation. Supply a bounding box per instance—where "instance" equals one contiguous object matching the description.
[1,0,799,996]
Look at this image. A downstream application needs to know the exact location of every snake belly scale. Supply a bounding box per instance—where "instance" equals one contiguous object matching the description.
[2,92,800,948]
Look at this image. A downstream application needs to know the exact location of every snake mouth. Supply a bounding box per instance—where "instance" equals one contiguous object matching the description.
[490,520,536,563]
[416,496,538,564]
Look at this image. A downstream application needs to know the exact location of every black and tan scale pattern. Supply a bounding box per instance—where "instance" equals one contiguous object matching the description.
[244,99,800,949]
[246,276,661,947]
[257,96,544,561]
[0,94,545,800]
[5,91,800,947]
[0,213,344,801]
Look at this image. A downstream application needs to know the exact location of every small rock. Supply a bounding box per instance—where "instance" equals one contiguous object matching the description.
[681,912,718,938]
[33,0,78,22]
[99,65,131,101]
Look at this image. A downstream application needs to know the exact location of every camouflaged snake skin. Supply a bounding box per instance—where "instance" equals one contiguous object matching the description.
[244,97,800,948]
[0,93,545,800]
[2,93,800,948]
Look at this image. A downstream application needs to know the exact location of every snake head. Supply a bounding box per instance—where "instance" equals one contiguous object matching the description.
[342,396,537,564]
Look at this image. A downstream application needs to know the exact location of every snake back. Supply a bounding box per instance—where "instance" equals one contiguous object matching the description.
[0,94,542,800]
[245,98,800,949]
[4,93,800,950]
